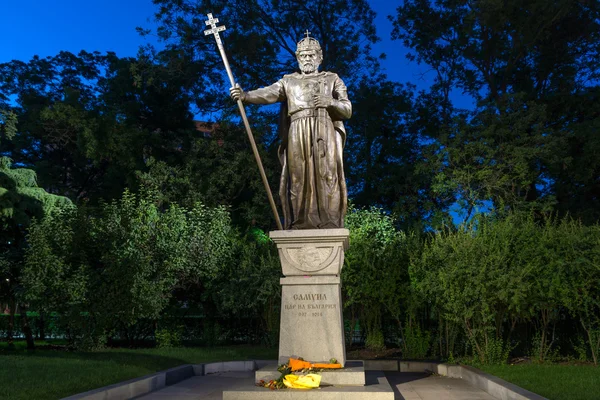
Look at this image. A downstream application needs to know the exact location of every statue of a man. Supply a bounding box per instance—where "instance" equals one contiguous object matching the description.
[230,34,352,229]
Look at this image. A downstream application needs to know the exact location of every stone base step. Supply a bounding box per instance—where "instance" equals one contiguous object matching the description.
[223,370,394,400]
[255,360,365,386]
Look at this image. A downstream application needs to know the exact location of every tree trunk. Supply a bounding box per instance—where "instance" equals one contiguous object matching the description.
[581,318,598,366]
[445,319,450,358]
[19,303,35,350]
[7,299,16,349]
[396,317,407,354]
[438,318,443,357]
[39,312,46,341]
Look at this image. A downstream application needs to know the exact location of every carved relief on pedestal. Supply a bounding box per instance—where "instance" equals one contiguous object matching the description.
[280,245,339,273]
[270,229,349,276]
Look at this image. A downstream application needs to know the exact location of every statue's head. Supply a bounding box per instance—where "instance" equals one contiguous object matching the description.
[296,34,322,74]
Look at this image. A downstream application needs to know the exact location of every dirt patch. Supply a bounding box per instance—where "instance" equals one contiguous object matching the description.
[347,347,402,360]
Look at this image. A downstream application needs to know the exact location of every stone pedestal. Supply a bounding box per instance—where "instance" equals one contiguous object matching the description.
[270,229,349,366]
[222,229,394,399]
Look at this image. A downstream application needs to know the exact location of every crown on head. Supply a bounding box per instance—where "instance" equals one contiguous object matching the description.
[296,30,321,54]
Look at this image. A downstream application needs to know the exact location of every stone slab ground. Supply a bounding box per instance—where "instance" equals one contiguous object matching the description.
[387,372,497,400]
[134,370,499,400]
[64,360,547,400]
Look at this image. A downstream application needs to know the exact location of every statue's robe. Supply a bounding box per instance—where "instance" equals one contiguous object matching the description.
[245,71,352,229]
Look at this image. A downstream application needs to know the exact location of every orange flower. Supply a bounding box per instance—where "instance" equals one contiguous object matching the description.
[288,357,342,371]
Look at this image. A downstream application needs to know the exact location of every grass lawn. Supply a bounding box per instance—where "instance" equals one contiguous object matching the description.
[0,341,277,400]
[479,363,600,400]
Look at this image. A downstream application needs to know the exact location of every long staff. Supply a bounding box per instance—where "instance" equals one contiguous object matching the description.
[204,13,283,230]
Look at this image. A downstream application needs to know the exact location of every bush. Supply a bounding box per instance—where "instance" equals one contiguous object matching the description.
[412,212,600,364]
[155,327,183,348]
[402,325,431,359]
[22,189,234,349]
[343,206,413,353]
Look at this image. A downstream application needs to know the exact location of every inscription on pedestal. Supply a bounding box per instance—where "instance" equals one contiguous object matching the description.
[279,281,345,365]
[284,293,337,317]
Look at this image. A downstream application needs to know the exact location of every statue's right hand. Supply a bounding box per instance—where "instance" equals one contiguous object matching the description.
[229,84,245,102]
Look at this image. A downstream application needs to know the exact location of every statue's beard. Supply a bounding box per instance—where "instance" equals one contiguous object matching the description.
[300,62,319,74]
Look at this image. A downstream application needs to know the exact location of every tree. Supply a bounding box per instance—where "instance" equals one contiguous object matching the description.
[22,189,233,348]
[557,220,600,365]
[0,110,17,144]
[149,0,382,94]
[0,47,297,229]
[343,206,410,351]
[411,213,543,363]
[345,78,449,229]
[0,51,199,204]
[0,156,73,349]
[392,0,600,219]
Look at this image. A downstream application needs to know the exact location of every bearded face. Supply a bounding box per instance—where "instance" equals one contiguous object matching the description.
[297,50,321,74]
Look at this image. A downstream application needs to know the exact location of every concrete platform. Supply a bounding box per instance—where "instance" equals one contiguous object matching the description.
[223,370,392,399]
[134,370,505,400]
[134,371,254,399]
[255,360,366,386]
[387,372,497,400]
[66,360,547,400]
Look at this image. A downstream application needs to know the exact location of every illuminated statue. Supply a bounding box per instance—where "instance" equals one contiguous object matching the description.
[231,32,352,229]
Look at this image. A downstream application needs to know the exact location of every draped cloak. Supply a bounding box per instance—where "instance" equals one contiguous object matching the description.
[244,71,352,229]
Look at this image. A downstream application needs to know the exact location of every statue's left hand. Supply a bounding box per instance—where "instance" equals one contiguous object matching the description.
[313,94,333,109]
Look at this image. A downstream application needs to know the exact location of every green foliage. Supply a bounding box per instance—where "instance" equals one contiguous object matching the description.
[393,0,600,221]
[530,331,560,363]
[150,0,381,92]
[428,95,559,218]
[155,327,183,348]
[481,337,514,366]
[0,109,17,141]
[401,324,431,360]
[22,189,234,348]
[571,335,592,363]
[136,120,281,229]
[21,208,88,311]
[0,50,199,204]
[0,153,72,349]
[343,206,416,351]
[411,214,529,363]
[201,231,281,345]
[345,79,445,229]
[0,157,73,227]
[365,328,385,352]
[413,211,600,364]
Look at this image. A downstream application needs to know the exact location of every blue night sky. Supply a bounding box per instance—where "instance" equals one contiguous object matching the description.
[1,0,446,95]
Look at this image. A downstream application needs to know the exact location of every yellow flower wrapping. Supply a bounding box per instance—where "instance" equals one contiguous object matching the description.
[283,374,321,389]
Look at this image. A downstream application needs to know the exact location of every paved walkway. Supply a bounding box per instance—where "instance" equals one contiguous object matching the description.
[136,371,497,400]
[386,372,496,400]
[135,371,254,399]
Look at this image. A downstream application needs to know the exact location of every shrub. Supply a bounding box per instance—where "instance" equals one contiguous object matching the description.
[155,327,183,348]
[22,189,233,349]
[402,324,431,359]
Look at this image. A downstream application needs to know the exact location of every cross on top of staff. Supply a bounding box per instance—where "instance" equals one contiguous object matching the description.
[204,13,226,42]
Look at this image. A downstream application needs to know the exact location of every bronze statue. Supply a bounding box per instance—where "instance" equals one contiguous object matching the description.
[230,33,352,229]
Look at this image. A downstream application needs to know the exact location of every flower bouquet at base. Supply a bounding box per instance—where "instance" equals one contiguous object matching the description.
[283,373,322,389]
[255,357,342,390]
[288,357,342,372]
